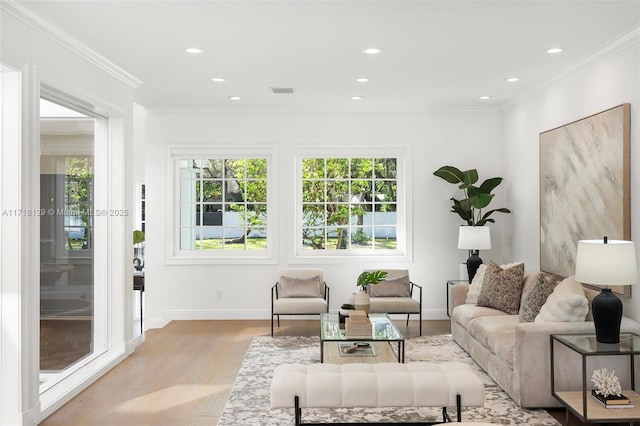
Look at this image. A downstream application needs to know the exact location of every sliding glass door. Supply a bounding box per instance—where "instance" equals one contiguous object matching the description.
[39,98,98,388]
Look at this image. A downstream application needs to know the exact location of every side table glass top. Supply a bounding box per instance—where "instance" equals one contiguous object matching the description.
[553,332,640,355]
[320,313,403,341]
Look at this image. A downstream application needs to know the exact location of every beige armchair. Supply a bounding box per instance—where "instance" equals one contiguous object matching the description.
[351,269,422,335]
[271,268,330,336]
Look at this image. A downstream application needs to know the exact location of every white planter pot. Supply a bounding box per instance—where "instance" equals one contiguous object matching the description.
[354,289,370,312]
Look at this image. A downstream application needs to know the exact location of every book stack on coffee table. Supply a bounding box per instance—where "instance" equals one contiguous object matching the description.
[345,310,371,337]
[591,390,634,409]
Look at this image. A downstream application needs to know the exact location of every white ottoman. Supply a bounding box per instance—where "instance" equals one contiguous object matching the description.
[271,362,485,425]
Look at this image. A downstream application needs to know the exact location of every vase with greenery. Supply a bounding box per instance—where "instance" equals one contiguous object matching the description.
[355,270,388,312]
[133,230,145,271]
[433,165,510,226]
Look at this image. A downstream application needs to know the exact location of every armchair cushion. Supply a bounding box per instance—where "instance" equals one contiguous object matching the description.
[273,297,328,314]
[280,275,323,298]
[370,275,411,297]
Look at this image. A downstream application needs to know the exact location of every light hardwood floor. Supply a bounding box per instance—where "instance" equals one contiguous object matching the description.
[41,319,577,425]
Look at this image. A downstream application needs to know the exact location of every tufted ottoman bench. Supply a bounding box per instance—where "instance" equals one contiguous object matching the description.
[271,362,484,425]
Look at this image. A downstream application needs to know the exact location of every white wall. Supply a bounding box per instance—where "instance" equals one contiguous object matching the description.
[502,30,640,319]
[144,109,506,328]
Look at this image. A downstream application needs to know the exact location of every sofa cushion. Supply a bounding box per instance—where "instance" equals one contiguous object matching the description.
[519,273,557,323]
[468,315,519,351]
[477,262,525,314]
[535,275,588,322]
[280,275,322,298]
[452,304,508,329]
[370,275,411,297]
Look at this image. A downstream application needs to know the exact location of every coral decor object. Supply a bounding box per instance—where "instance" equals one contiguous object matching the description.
[591,368,622,397]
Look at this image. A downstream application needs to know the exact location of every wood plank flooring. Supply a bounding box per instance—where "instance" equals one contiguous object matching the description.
[40,319,580,425]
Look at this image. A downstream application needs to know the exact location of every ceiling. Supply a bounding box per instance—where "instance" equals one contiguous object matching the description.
[15,0,640,110]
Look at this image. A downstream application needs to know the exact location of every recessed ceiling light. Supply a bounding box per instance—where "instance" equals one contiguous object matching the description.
[211,77,227,82]
[356,77,370,83]
[547,47,563,54]
[228,96,241,101]
[506,77,520,83]
[185,47,205,54]
[479,96,492,100]
[352,96,364,100]
[362,48,381,55]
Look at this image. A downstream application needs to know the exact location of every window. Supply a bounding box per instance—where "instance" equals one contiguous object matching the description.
[63,157,93,250]
[174,153,271,258]
[137,183,145,233]
[297,152,407,257]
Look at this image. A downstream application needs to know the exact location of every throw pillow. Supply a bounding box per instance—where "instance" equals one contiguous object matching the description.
[476,262,525,314]
[370,275,411,297]
[518,272,557,323]
[280,275,322,298]
[465,261,524,304]
[535,275,588,322]
[465,264,487,304]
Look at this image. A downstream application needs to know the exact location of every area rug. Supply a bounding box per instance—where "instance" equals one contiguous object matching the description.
[218,335,560,425]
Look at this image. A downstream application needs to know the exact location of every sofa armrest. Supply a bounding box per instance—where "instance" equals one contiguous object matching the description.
[451,284,470,309]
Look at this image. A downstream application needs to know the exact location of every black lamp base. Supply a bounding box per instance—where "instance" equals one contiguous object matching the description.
[466,252,483,283]
[592,287,623,344]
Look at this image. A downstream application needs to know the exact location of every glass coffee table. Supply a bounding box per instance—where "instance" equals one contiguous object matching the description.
[320,313,405,363]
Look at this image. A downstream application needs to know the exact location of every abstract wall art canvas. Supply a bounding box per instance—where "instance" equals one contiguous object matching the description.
[540,104,630,295]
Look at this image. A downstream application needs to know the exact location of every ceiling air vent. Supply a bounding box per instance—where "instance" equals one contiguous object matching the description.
[270,87,296,94]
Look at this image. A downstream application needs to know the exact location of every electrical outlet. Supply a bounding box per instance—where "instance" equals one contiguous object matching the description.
[216,291,223,301]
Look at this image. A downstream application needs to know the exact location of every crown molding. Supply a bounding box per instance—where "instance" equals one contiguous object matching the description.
[500,25,640,110]
[1,0,142,89]
[144,105,500,114]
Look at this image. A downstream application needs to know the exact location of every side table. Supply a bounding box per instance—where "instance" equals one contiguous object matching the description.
[446,280,467,317]
[551,333,640,425]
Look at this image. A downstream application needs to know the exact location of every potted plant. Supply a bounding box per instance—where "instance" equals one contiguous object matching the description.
[434,166,511,282]
[354,270,388,312]
[433,165,510,226]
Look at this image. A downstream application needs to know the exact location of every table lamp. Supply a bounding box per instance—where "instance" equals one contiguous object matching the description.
[575,237,637,344]
[458,226,491,283]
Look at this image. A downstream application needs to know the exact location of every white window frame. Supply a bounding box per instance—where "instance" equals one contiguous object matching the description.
[292,145,412,262]
[167,146,276,264]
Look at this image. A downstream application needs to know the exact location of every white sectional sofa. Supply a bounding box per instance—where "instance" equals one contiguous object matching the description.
[450,263,640,408]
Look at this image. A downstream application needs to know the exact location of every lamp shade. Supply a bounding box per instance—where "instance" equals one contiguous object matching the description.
[575,239,637,286]
[458,226,492,250]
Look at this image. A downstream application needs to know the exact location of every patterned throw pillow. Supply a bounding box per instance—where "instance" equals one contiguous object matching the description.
[518,273,557,322]
[477,262,525,314]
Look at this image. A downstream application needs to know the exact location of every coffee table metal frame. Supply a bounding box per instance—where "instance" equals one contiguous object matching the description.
[320,312,405,363]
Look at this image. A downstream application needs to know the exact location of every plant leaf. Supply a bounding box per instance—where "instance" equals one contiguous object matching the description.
[433,166,464,184]
[478,177,504,194]
[461,169,479,186]
[470,193,494,209]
